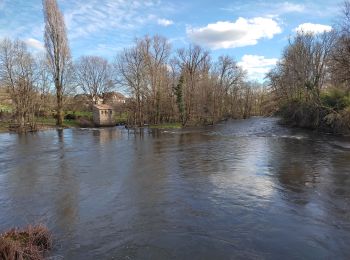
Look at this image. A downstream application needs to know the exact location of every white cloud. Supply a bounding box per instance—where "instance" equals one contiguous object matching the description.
[277,2,305,13]
[294,23,332,34]
[157,18,174,26]
[25,38,45,51]
[220,1,305,16]
[238,55,278,81]
[187,17,282,49]
[63,0,164,40]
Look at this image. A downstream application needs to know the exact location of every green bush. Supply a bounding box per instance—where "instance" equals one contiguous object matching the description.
[321,88,350,111]
[64,113,77,120]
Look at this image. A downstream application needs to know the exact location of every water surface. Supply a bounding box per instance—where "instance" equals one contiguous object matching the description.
[1,117,350,259]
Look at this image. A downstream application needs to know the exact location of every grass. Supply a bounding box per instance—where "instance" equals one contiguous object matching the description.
[36,116,84,128]
[62,120,80,127]
[149,122,182,129]
[0,104,12,113]
[35,117,56,126]
[65,110,93,118]
[0,110,95,133]
[114,112,128,125]
[0,224,52,260]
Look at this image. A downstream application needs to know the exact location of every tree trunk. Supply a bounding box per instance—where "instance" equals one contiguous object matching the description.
[56,79,63,126]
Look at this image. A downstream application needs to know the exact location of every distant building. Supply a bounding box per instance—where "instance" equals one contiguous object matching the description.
[93,104,116,126]
[103,92,126,105]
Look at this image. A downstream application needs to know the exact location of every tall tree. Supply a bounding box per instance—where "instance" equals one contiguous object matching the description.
[75,56,114,105]
[43,0,72,126]
[140,35,171,124]
[115,43,147,126]
[173,74,185,125]
[214,55,246,120]
[330,1,350,88]
[175,45,209,125]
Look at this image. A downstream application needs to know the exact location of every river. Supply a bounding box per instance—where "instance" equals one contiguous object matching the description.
[1,117,350,259]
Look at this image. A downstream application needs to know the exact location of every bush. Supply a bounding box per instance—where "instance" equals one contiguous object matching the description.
[279,100,322,129]
[321,88,350,112]
[0,224,52,260]
[64,113,77,120]
[278,98,350,134]
[0,110,12,121]
[76,117,94,128]
[324,108,350,133]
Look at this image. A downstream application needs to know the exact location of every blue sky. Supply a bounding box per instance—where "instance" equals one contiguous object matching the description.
[0,0,342,81]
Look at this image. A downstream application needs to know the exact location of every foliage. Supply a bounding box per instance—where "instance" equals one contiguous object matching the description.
[321,88,350,111]
[114,112,128,125]
[173,74,185,125]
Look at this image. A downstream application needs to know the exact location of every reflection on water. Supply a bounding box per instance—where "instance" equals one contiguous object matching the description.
[1,118,350,259]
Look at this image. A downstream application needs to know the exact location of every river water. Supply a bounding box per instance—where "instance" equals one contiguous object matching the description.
[0,117,350,259]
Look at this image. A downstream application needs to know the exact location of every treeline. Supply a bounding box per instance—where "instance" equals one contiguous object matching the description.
[116,37,268,126]
[267,1,350,133]
[0,0,267,131]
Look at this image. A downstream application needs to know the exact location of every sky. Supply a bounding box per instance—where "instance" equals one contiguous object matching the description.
[0,0,343,81]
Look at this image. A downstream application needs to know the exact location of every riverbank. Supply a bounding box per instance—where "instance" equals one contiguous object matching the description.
[278,100,350,135]
[0,121,183,134]
[0,110,129,133]
[0,119,79,133]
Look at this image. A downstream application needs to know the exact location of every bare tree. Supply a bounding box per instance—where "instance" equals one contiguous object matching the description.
[140,35,171,124]
[0,39,39,130]
[175,45,209,125]
[115,43,147,126]
[330,1,350,88]
[36,54,53,115]
[75,56,114,105]
[214,55,246,120]
[43,0,72,126]
[268,31,335,104]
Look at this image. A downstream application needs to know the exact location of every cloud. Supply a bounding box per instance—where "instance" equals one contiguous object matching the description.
[187,17,282,49]
[157,18,174,26]
[25,38,45,51]
[238,55,278,81]
[220,1,305,16]
[294,23,332,34]
[63,0,164,40]
[277,2,305,13]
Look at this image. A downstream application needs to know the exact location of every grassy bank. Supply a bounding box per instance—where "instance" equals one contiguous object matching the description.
[278,88,350,134]
[149,123,182,129]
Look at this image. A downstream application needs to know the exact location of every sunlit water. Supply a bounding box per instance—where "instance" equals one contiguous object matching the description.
[1,117,350,259]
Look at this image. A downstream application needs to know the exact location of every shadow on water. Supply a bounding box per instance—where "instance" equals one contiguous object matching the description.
[0,118,350,259]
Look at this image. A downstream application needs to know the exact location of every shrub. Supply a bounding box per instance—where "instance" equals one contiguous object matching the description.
[321,88,350,112]
[64,113,76,120]
[278,100,322,129]
[76,117,94,128]
[0,224,52,260]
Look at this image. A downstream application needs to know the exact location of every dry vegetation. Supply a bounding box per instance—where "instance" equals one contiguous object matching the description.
[0,225,52,260]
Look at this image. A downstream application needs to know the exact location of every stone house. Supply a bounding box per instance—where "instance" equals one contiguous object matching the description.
[93,104,116,126]
[102,92,126,105]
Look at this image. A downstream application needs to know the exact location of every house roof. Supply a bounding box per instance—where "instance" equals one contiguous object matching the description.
[103,92,126,99]
[93,104,113,110]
